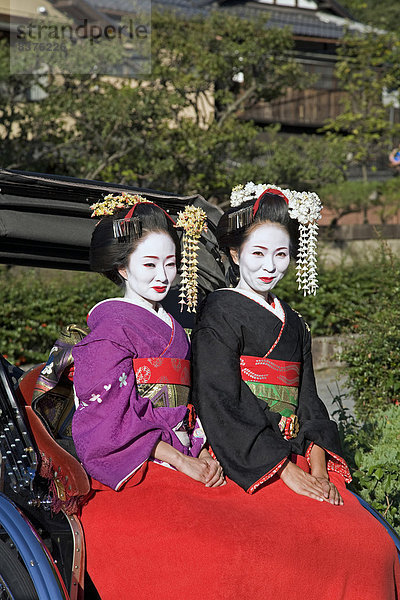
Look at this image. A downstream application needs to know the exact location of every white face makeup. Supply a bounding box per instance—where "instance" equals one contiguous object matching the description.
[119,232,177,308]
[232,222,290,299]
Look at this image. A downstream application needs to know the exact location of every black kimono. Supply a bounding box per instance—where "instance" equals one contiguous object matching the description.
[189,288,400,598]
[191,288,350,492]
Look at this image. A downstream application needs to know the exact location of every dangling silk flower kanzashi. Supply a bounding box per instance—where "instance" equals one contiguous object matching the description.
[175,206,208,312]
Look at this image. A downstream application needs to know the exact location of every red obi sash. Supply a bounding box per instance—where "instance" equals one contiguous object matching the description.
[240,356,300,387]
[133,358,191,386]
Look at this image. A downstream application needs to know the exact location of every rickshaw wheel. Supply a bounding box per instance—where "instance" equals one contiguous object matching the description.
[0,539,38,600]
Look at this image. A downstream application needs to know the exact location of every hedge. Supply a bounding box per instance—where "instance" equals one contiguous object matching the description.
[0,248,398,366]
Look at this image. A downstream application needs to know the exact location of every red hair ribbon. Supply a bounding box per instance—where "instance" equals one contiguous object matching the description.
[253,188,289,217]
[124,202,176,225]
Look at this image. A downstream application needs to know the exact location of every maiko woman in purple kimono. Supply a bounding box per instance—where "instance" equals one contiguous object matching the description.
[190,184,400,599]
[71,195,224,599]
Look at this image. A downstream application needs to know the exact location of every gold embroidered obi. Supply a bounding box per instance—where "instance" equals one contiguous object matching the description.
[240,355,301,439]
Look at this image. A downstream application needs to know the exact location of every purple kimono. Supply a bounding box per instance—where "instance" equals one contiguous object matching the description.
[72,298,204,490]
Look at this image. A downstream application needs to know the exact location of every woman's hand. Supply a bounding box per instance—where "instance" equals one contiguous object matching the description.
[151,441,225,487]
[176,450,225,487]
[313,476,343,506]
[279,461,329,503]
[199,448,226,487]
[308,443,343,505]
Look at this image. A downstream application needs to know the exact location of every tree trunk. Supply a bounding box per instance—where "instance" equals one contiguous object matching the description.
[362,163,369,224]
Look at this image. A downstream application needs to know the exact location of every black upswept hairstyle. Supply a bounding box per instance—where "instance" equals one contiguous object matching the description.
[216,192,299,285]
[90,203,181,286]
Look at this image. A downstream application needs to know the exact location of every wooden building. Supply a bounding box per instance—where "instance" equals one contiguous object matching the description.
[217,0,357,131]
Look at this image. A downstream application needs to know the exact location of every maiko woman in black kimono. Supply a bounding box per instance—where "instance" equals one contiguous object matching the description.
[190,184,400,599]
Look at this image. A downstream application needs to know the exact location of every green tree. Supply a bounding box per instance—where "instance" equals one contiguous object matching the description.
[0,39,57,171]
[113,9,310,197]
[0,10,310,197]
[339,0,400,32]
[259,131,348,193]
[318,180,378,226]
[323,30,400,221]
[375,177,400,223]
[150,10,305,126]
[0,30,127,175]
[340,245,400,417]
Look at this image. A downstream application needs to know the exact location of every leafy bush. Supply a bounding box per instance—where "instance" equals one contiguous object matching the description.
[1,248,399,367]
[275,249,398,337]
[338,247,400,418]
[0,268,117,365]
[341,304,400,417]
[353,407,400,534]
[333,397,400,535]
[329,246,400,533]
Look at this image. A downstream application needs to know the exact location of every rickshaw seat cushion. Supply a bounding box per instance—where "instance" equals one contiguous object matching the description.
[24,404,90,497]
[18,365,90,498]
[19,363,80,457]
[18,364,44,407]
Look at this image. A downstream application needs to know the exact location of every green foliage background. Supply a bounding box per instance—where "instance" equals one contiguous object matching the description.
[1,249,399,368]
[335,400,400,533]
[339,0,400,32]
[326,246,400,534]
[0,268,117,365]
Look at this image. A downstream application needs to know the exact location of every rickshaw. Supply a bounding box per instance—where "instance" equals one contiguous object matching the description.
[0,169,399,599]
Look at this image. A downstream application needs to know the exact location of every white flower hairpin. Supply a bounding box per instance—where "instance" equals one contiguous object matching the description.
[230,182,322,295]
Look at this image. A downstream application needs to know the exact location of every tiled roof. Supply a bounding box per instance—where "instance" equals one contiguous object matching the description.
[84,0,139,11]
[86,0,349,40]
[219,3,345,39]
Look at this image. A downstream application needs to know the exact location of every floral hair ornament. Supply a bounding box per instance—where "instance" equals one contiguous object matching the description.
[230,182,322,296]
[90,192,175,243]
[90,192,151,217]
[175,206,208,312]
